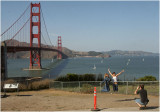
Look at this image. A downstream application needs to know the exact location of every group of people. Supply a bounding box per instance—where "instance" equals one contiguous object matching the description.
[102,68,149,110]
[102,68,124,92]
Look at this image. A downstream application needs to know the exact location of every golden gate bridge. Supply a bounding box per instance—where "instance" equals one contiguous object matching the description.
[1,3,68,80]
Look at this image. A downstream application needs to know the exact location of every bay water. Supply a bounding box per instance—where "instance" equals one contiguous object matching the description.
[7,56,159,80]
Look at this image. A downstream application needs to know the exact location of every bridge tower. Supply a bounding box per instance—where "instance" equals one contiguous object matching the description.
[29,3,42,69]
[57,36,62,59]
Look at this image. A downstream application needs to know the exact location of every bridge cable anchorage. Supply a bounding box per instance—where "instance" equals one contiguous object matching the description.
[1,3,30,37]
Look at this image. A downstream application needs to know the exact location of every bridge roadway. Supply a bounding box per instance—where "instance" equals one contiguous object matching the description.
[1,46,68,58]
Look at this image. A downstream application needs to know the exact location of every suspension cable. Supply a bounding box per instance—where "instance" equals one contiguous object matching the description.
[1,3,30,37]
[6,18,30,44]
[40,7,54,47]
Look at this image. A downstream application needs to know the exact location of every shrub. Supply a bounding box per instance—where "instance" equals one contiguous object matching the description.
[83,74,96,81]
[136,76,157,81]
[80,84,93,94]
[30,79,50,90]
[97,74,103,81]
[78,75,84,81]
[55,74,96,81]
[4,79,16,83]
[55,76,68,82]
[19,84,28,91]
[66,73,78,81]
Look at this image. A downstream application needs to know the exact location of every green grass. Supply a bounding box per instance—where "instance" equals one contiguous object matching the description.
[50,81,159,95]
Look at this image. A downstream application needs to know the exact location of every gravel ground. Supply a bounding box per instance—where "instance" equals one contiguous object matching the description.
[1,89,159,111]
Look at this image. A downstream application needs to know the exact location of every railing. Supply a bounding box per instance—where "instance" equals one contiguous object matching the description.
[49,81,159,96]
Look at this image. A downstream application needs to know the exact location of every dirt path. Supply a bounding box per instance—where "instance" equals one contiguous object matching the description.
[1,89,159,111]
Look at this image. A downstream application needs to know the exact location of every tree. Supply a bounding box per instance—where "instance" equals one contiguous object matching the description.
[136,76,157,81]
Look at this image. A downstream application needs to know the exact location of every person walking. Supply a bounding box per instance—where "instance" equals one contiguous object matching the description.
[108,68,124,92]
[134,85,149,110]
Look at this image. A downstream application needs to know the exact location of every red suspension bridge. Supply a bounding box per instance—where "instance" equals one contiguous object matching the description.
[1,3,67,80]
[1,3,67,66]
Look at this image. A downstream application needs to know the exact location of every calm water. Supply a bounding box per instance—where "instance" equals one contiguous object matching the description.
[7,56,159,80]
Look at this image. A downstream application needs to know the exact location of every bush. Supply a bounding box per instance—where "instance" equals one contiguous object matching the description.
[80,84,93,94]
[78,75,84,81]
[97,74,103,81]
[55,74,79,81]
[1,79,51,91]
[66,73,78,81]
[55,76,68,82]
[19,84,28,91]
[55,73,96,81]
[136,76,157,81]
[83,74,96,81]
[29,79,50,90]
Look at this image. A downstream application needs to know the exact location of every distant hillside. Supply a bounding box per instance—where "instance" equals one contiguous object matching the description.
[5,40,73,59]
[102,50,159,56]
[71,51,111,58]
[4,40,157,58]
[5,40,110,59]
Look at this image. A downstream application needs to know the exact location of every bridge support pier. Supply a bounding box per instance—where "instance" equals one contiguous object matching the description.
[1,42,8,81]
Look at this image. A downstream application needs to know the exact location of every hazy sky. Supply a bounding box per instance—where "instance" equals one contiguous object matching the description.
[1,1,159,53]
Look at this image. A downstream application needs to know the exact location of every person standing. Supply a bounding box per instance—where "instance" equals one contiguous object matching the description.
[108,68,124,92]
[134,85,149,110]
[103,73,111,92]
